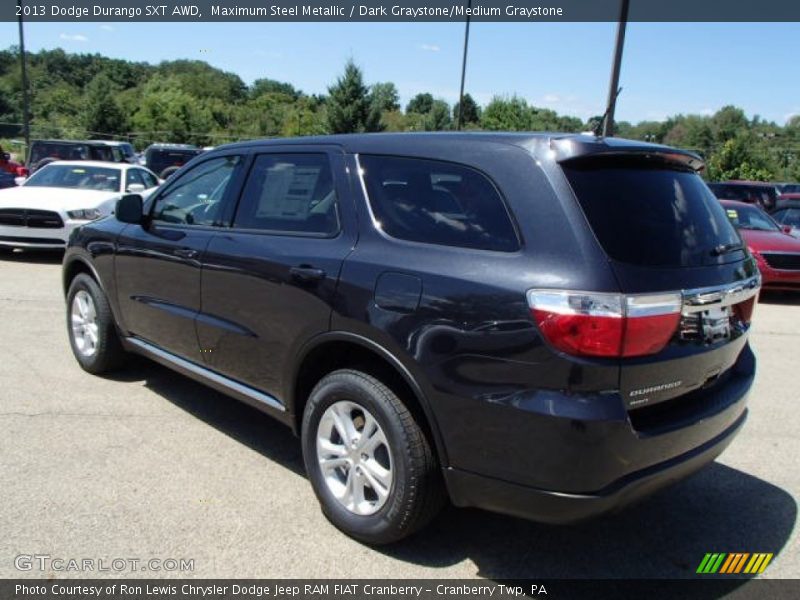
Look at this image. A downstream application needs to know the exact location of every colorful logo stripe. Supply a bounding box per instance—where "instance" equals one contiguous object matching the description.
[697,553,774,574]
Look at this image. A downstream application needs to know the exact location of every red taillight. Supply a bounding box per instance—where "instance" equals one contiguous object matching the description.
[528,290,682,358]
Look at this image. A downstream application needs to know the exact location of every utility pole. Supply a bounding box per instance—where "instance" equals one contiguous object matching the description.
[456,0,472,131]
[17,0,32,158]
[602,0,630,137]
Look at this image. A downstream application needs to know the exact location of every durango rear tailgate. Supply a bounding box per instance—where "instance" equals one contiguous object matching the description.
[560,153,760,415]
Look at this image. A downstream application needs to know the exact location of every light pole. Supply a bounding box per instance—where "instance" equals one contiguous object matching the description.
[456,0,472,130]
[17,0,31,157]
[602,0,630,137]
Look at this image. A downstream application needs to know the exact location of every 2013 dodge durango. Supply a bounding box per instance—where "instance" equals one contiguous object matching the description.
[62,133,760,544]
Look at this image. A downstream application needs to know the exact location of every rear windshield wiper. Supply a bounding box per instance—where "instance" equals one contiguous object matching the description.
[711,242,743,256]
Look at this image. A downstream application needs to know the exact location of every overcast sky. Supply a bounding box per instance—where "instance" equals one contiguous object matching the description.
[1,21,798,124]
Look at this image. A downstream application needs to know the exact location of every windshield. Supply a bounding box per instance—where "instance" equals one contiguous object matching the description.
[724,204,780,232]
[562,157,742,267]
[24,164,121,192]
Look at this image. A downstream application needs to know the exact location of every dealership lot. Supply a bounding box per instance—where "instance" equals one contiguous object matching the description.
[1,252,798,580]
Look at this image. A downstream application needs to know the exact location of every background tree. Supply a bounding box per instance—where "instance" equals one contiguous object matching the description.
[706,134,775,181]
[406,92,434,115]
[83,74,127,138]
[423,99,452,131]
[481,96,532,130]
[453,93,480,126]
[326,60,382,134]
[369,82,400,113]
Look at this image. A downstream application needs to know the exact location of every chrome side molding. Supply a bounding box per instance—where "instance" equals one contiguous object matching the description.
[125,337,285,412]
[682,275,761,314]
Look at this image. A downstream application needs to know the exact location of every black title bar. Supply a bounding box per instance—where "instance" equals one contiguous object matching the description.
[2,0,800,22]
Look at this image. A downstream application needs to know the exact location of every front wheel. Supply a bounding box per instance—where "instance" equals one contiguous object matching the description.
[301,369,445,544]
[66,273,127,374]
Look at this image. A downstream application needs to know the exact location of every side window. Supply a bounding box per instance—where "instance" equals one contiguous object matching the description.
[233,153,339,235]
[136,169,159,189]
[151,156,241,226]
[125,169,145,191]
[772,209,787,224]
[779,208,800,227]
[359,155,519,252]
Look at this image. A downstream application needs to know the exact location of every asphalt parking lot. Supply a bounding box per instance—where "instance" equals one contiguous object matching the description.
[1,250,798,580]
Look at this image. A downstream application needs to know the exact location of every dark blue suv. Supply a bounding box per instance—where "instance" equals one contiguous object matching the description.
[63,133,760,544]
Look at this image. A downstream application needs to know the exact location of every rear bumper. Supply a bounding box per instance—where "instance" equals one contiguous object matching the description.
[439,342,754,522]
[445,410,746,524]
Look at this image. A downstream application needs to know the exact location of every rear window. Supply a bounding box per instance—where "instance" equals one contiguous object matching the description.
[29,142,90,164]
[147,149,200,175]
[562,157,741,267]
[707,183,777,207]
[359,155,519,252]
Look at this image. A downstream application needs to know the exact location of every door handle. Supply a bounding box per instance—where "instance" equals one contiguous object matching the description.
[290,265,326,283]
[173,247,199,259]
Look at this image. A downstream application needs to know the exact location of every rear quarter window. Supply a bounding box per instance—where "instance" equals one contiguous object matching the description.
[562,157,741,267]
[359,155,519,252]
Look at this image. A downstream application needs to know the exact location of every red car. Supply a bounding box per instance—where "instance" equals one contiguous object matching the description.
[0,146,28,178]
[721,199,800,291]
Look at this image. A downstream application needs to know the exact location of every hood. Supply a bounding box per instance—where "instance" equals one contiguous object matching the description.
[0,186,119,211]
[739,228,800,253]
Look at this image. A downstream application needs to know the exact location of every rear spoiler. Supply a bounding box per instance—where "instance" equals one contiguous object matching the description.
[548,135,705,172]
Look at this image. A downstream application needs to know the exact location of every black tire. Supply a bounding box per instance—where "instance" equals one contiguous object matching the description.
[66,273,127,374]
[301,369,446,544]
[159,165,180,180]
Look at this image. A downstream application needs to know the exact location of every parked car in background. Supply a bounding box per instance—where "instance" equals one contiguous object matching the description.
[0,161,159,250]
[777,183,800,194]
[707,181,780,210]
[63,133,759,544]
[27,139,127,173]
[143,143,201,179]
[0,146,28,179]
[771,195,800,238]
[722,199,800,291]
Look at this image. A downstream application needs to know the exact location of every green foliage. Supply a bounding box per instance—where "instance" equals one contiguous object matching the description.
[326,60,382,134]
[406,93,434,115]
[453,93,480,126]
[2,47,800,182]
[481,95,534,130]
[423,100,452,131]
[83,74,127,138]
[251,78,299,99]
[370,82,400,113]
[706,135,775,181]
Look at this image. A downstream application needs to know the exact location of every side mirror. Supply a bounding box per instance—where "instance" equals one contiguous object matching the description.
[116,194,144,225]
[126,183,146,193]
[782,225,793,235]
[1,152,10,161]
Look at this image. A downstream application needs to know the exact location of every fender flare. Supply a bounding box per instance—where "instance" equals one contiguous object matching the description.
[289,330,450,466]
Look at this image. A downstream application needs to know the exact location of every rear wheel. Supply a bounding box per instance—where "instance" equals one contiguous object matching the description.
[301,369,445,544]
[66,273,126,374]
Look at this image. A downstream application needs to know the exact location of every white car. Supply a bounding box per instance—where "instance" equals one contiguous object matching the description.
[0,161,159,250]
